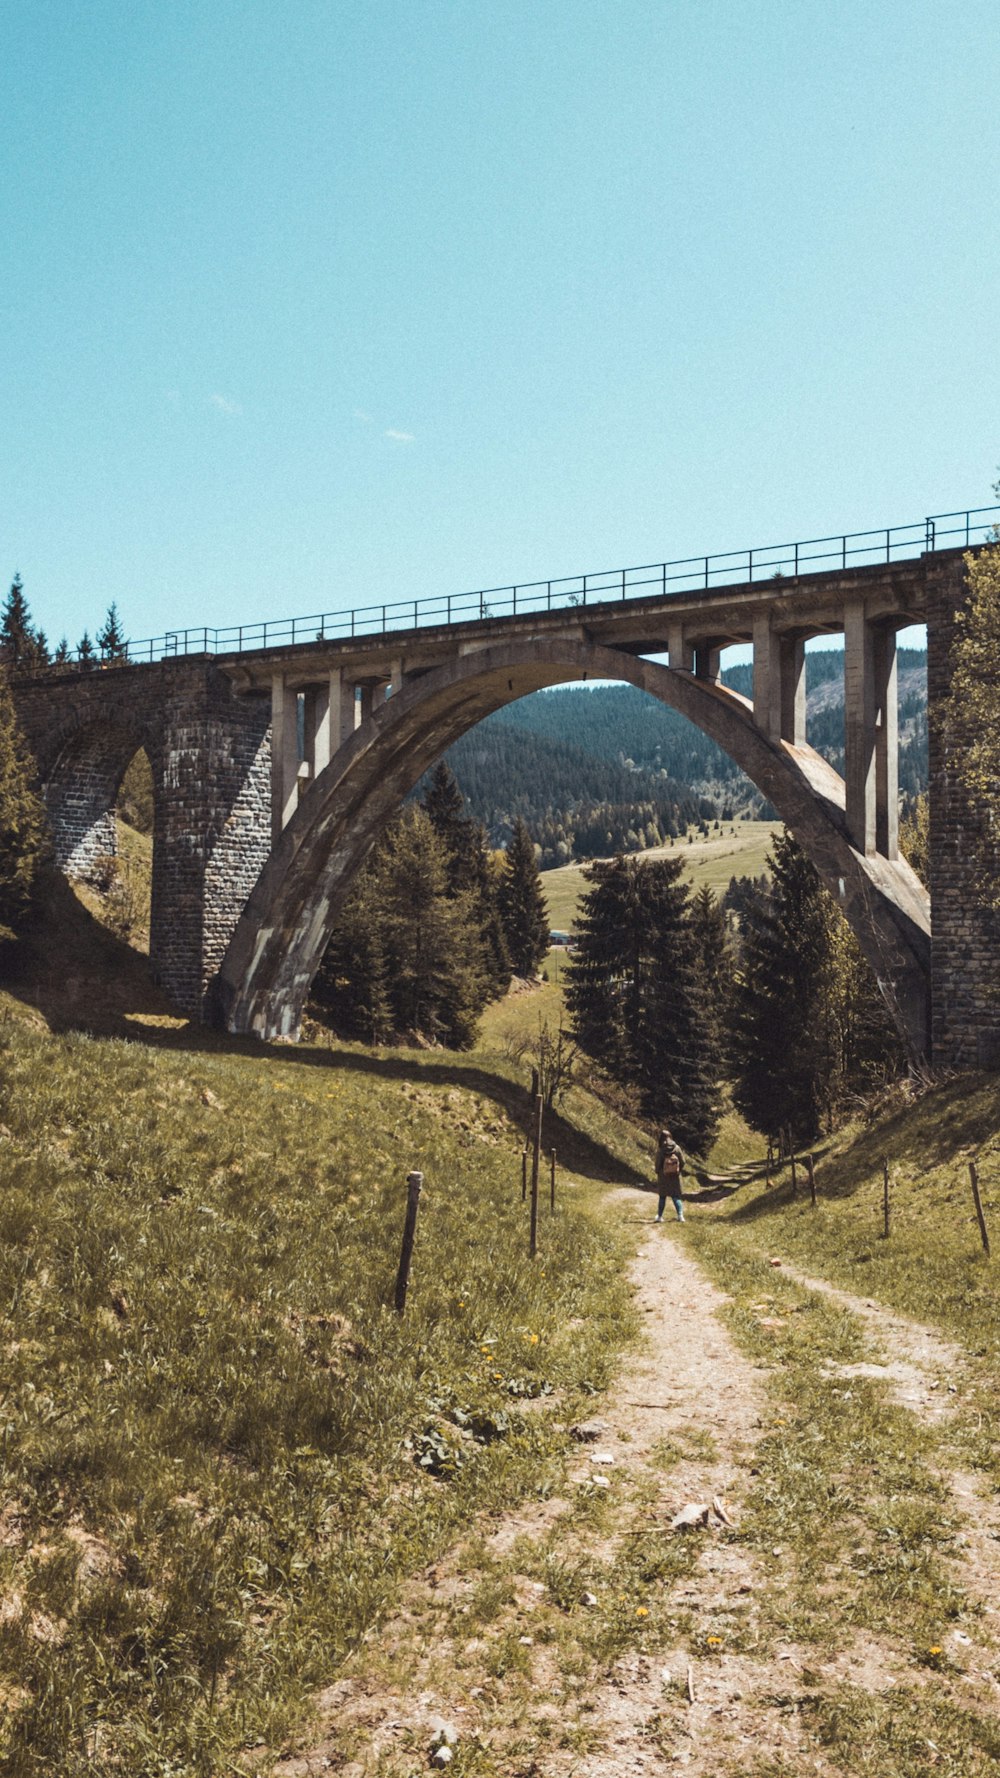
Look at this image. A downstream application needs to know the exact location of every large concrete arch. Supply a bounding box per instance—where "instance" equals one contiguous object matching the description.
[215,637,931,1055]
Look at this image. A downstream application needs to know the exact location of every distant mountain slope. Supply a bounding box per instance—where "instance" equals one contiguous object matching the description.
[437,647,927,862]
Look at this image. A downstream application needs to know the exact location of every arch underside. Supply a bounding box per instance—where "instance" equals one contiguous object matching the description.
[44,720,152,879]
[215,638,931,1057]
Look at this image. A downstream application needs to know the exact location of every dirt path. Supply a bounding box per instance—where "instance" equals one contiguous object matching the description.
[275,1205,803,1776]
[272,1213,1000,1777]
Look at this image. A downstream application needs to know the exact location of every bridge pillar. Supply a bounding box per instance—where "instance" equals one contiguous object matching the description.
[150,669,271,1018]
[304,680,331,780]
[270,674,300,841]
[874,627,898,861]
[927,556,1000,1068]
[752,620,804,744]
[667,623,693,671]
[844,599,878,855]
[843,605,899,860]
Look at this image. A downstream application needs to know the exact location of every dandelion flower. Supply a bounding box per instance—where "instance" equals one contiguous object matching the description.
[706,1636,722,1647]
[928,1645,942,1656]
[635,1607,649,1618]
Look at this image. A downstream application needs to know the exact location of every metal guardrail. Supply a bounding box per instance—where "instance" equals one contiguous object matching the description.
[33,504,1000,671]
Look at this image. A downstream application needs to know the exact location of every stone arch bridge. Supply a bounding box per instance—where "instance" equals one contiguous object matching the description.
[9,538,994,1069]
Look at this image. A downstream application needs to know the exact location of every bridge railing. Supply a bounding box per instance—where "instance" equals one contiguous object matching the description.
[28,504,1000,671]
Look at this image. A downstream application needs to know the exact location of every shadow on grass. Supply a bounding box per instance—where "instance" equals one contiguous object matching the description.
[4,880,644,1190]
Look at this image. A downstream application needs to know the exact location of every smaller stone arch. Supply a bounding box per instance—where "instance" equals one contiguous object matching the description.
[215,637,931,1055]
[44,718,157,881]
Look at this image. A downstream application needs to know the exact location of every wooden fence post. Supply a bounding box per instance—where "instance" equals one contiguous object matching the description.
[549,1147,557,1214]
[807,1154,816,1206]
[394,1170,424,1314]
[789,1148,798,1198]
[521,1147,528,1202]
[530,1070,541,1257]
[969,1160,991,1257]
[882,1156,891,1240]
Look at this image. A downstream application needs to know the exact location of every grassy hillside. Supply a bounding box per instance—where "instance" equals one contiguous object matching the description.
[541,818,781,930]
[7,862,1000,1774]
[0,1002,643,1775]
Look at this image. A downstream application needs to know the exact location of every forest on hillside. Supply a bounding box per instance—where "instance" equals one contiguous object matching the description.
[434,648,927,863]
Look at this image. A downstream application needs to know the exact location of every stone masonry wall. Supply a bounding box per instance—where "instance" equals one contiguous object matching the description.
[12,660,273,1021]
[926,554,1000,1069]
[149,669,272,1016]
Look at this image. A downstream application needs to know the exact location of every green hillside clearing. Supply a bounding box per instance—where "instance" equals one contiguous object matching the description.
[541,819,781,930]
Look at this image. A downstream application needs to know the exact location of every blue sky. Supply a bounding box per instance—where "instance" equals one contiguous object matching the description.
[5,1,999,653]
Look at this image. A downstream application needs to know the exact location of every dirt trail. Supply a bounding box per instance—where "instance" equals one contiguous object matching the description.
[273,1215,1000,1777]
[275,1206,806,1776]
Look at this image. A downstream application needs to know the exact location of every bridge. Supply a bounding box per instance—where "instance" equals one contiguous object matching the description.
[10,505,1000,1070]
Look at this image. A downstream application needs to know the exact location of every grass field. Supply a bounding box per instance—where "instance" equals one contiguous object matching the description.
[6,872,1000,1773]
[541,819,781,931]
[0,1004,643,1775]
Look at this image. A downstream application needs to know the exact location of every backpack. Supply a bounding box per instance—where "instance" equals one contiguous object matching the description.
[659,1150,681,1179]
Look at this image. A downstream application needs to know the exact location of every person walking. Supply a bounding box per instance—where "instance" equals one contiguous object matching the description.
[654,1126,685,1223]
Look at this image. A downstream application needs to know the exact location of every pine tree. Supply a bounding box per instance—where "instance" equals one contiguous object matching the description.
[313,807,492,1048]
[0,670,46,940]
[499,817,549,977]
[422,762,470,887]
[565,854,721,1153]
[380,808,488,1044]
[77,632,96,667]
[53,638,71,667]
[97,602,127,660]
[564,854,643,1082]
[0,576,38,671]
[729,833,836,1145]
[687,881,731,1068]
[638,865,721,1151]
[422,760,511,996]
[313,873,393,1043]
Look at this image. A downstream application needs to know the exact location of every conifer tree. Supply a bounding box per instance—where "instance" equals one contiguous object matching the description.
[422,760,511,996]
[0,576,39,671]
[313,807,492,1048]
[565,854,721,1153]
[687,881,731,1066]
[314,874,393,1044]
[499,816,549,977]
[97,602,127,660]
[564,853,643,1081]
[728,832,836,1144]
[77,632,96,667]
[380,807,488,1044]
[422,762,470,885]
[0,670,46,940]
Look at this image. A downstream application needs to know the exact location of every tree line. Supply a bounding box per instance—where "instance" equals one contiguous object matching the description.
[422,723,711,864]
[311,764,549,1046]
[564,830,912,1157]
[1,575,127,672]
[439,660,929,849]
